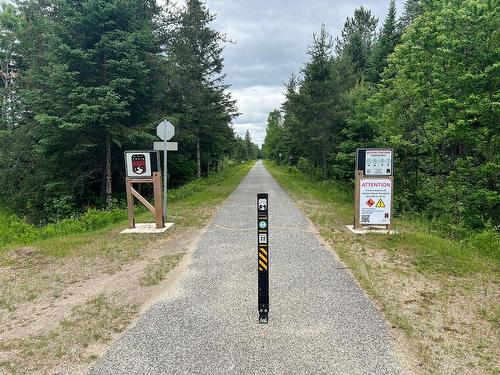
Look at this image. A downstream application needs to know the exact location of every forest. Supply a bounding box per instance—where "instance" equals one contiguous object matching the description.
[0,0,260,224]
[262,0,499,237]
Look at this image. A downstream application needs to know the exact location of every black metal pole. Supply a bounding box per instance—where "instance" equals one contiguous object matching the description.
[257,193,269,324]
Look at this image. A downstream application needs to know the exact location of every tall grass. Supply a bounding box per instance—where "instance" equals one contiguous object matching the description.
[0,209,127,249]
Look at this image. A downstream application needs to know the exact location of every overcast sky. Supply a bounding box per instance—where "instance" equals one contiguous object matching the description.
[205,0,405,146]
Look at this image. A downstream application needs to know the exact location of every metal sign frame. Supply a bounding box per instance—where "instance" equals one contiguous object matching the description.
[257,193,269,324]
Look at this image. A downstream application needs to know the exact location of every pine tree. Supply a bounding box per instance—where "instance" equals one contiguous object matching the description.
[0,3,22,129]
[280,74,303,159]
[244,129,254,160]
[335,7,378,83]
[264,0,499,232]
[369,0,401,82]
[262,109,284,161]
[0,0,243,222]
[18,0,160,213]
[300,24,338,179]
[166,0,237,178]
[400,0,425,28]
[232,135,247,162]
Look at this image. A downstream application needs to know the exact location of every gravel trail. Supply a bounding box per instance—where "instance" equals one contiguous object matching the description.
[89,161,403,375]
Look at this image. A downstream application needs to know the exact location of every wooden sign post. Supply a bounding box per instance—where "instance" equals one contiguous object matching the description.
[353,148,394,232]
[354,170,363,230]
[124,151,164,230]
[125,172,163,229]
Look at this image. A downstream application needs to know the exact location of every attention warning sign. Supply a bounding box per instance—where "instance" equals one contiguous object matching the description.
[360,179,392,225]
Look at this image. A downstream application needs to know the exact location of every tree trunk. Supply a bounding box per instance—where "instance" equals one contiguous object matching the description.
[322,146,328,180]
[2,62,10,127]
[105,135,112,208]
[196,137,201,178]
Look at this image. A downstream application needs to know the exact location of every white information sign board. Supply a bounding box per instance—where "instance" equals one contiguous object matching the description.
[125,152,152,178]
[153,141,178,151]
[359,179,392,225]
[365,149,392,176]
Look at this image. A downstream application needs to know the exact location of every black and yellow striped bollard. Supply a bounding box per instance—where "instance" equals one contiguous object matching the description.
[257,193,269,324]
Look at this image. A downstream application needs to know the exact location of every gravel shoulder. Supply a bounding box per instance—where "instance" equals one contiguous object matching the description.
[90,161,404,375]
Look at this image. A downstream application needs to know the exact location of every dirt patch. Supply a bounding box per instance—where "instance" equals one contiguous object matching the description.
[0,227,202,374]
[345,243,500,375]
[290,194,499,375]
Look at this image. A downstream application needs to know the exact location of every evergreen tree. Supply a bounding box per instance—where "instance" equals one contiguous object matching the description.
[300,24,337,179]
[265,0,498,232]
[280,74,303,161]
[369,0,400,82]
[0,0,246,222]
[400,0,425,28]
[278,27,352,179]
[0,3,22,129]
[17,0,160,215]
[262,109,284,161]
[232,135,247,162]
[335,7,378,83]
[244,130,252,159]
[166,0,237,178]
[373,0,499,229]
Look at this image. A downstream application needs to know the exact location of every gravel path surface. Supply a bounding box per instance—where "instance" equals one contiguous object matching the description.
[89,161,403,375]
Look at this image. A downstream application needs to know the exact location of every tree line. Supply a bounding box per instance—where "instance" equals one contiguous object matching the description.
[262,0,498,235]
[0,0,259,223]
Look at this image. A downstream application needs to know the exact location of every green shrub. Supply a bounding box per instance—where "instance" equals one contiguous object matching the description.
[297,157,323,180]
[0,208,126,249]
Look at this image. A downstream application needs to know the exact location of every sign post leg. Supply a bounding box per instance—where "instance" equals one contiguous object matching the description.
[125,177,135,229]
[163,130,168,223]
[153,172,164,229]
[354,170,362,229]
[387,175,394,232]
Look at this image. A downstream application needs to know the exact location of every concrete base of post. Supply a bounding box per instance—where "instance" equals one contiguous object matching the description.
[345,225,397,235]
[121,222,174,234]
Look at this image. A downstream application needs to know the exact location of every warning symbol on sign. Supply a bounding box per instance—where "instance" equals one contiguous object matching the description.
[366,198,375,207]
[376,199,385,208]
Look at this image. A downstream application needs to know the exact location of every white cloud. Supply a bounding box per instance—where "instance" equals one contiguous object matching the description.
[230,86,285,146]
[205,0,406,147]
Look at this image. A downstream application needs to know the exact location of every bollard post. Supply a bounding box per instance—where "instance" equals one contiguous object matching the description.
[257,193,269,324]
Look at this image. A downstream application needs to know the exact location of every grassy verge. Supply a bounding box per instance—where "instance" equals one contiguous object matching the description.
[139,254,184,286]
[0,161,254,374]
[264,161,499,375]
[0,161,254,256]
